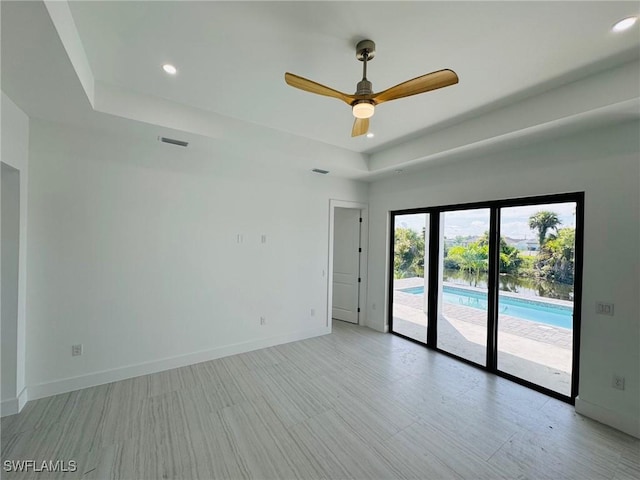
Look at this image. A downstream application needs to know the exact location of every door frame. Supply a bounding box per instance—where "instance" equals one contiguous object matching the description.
[387,192,584,404]
[1,162,24,416]
[328,200,369,329]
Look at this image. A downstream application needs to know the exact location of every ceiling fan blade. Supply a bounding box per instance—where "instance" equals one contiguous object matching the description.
[285,73,354,105]
[373,69,459,104]
[351,117,370,137]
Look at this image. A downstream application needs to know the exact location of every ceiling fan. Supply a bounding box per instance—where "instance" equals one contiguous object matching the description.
[285,39,459,137]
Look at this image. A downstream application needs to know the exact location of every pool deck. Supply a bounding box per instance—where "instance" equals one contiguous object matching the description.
[391,277,573,396]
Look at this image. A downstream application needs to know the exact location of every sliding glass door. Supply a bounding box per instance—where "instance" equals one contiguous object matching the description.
[436,208,490,366]
[496,202,578,397]
[390,213,429,343]
[389,193,583,402]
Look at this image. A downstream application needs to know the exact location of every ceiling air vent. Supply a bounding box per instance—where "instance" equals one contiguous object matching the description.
[312,168,329,174]
[159,136,188,147]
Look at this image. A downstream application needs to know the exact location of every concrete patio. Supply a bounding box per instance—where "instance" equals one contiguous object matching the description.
[391,278,573,396]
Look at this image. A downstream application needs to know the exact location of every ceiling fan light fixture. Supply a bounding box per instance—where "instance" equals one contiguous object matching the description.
[352,101,375,119]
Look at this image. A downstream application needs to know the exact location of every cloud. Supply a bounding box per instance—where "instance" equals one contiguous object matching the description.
[501,221,533,238]
[396,202,576,237]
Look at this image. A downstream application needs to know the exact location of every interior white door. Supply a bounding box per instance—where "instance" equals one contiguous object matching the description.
[332,208,361,323]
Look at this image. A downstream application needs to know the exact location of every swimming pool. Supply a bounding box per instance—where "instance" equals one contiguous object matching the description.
[400,285,573,329]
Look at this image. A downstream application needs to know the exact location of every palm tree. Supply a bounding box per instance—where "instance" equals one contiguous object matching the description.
[528,211,561,247]
[457,244,487,286]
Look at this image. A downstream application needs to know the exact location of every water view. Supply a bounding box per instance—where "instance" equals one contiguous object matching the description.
[442,268,574,301]
[401,284,572,329]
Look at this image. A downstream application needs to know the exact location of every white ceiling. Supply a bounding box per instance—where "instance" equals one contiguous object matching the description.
[2,1,639,178]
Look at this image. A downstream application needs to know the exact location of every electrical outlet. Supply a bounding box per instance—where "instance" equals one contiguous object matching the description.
[612,375,625,390]
[261,234,267,244]
[72,344,83,357]
[596,302,614,316]
[260,316,266,325]
[310,308,315,317]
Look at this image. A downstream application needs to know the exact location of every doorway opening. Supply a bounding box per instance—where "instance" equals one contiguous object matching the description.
[328,201,368,327]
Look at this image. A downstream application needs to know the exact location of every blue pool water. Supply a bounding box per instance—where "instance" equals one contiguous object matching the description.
[400,285,572,329]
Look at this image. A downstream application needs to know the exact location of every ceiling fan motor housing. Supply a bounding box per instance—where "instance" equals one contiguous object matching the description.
[353,78,375,118]
[355,79,373,96]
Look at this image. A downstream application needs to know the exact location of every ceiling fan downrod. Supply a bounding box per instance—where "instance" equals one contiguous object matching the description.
[355,39,375,97]
[362,51,369,80]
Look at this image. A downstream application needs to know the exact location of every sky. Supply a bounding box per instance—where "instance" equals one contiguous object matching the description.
[396,202,576,240]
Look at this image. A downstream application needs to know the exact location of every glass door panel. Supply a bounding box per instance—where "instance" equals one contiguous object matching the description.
[496,203,577,396]
[437,209,490,365]
[391,213,429,343]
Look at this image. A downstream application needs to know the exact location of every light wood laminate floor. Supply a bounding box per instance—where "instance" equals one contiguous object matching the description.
[2,321,638,479]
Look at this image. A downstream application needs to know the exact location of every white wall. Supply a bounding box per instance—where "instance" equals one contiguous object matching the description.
[25,119,368,399]
[367,121,640,437]
[0,92,29,416]
[2,164,20,403]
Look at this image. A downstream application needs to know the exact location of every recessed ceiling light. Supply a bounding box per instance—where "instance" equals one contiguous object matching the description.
[162,64,177,75]
[395,169,404,174]
[612,16,637,33]
[366,132,375,138]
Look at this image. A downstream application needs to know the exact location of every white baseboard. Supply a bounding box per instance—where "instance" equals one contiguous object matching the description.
[1,387,27,417]
[575,396,640,439]
[17,387,28,411]
[27,327,330,402]
[1,397,19,417]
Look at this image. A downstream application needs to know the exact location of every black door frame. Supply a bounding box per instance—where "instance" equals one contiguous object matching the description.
[388,192,584,404]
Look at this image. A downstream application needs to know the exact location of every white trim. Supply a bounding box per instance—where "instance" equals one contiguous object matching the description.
[17,387,28,412]
[43,0,96,106]
[2,388,28,416]
[1,397,19,417]
[328,200,369,329]
[575,396,640,439]
[26,327,329,402]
